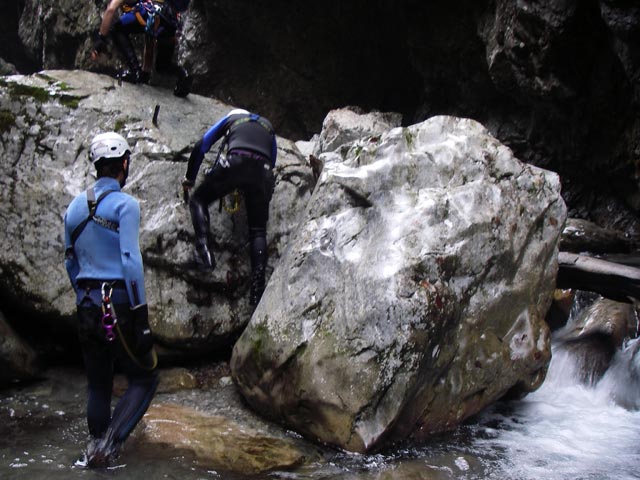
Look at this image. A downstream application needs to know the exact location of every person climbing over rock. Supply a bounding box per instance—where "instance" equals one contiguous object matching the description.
[91,0,192,97]
[181,109,277,307]
[63,131,158,468]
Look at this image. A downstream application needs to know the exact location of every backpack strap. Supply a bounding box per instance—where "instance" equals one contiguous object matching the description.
[69,187,118,247]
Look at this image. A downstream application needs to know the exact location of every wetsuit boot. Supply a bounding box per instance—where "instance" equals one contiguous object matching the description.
[189,197,215,270]
[195,237,214,270]
[249,230,268,307]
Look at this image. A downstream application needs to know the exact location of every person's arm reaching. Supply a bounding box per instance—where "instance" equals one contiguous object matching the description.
[91,0,125,60]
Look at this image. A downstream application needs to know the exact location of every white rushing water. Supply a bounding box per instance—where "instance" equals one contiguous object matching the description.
[472,338,640,480]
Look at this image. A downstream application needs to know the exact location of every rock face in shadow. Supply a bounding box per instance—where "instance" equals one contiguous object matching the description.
[4,1,640,238]
[231,113,567,453]
[0,310,38,386]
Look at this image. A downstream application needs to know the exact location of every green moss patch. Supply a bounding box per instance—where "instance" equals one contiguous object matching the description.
[0,109,16,134]
[8,83,51,103]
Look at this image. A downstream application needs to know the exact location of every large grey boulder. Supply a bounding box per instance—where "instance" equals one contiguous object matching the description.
[231,115,567,452]
[313,106,402,156]
[0,70,314,354]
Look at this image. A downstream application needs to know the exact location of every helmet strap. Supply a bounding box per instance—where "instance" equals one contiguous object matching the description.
[119,156,130,188]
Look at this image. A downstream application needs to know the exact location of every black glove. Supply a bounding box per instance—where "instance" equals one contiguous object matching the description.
[93,33,109,55]
[130,304,154,355]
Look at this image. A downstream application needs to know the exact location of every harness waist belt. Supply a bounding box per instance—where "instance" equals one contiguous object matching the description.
[77,279,127,290]
[228,149,270,165]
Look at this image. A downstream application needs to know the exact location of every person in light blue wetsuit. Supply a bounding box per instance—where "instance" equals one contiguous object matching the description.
[181,109,277,306]
[64,132,158,468]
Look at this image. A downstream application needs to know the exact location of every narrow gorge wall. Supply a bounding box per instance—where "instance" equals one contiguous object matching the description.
[2,1,639,234]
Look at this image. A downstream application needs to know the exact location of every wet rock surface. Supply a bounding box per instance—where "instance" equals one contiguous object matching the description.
[0,70,314,358]
[232,114,566,452]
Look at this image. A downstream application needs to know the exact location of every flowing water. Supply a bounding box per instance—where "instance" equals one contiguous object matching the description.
[1,316,640,479]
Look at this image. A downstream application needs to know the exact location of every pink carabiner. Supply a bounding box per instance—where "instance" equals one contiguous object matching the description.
[101,312,116,342]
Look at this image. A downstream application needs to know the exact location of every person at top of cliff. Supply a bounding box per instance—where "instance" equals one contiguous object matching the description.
[64,131,158,468]
[181,108,277,307]
[91,0,192,97]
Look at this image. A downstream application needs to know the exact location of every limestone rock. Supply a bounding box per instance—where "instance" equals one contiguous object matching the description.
[231,114,566,452]
[141,402,318,474]
[0,70,314,354]
[314,107,402,156]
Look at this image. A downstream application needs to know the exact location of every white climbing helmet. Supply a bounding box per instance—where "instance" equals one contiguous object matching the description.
[228,108,249,116]
[89,132,131,164]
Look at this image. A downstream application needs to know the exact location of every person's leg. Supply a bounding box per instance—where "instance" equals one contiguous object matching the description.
[189,165,235,269]
[155,34,192,97]
[140,35,156,83]
[78,305,114,440]
[110,14,146,83]
[244,164,275,306]
[100,305,159,456]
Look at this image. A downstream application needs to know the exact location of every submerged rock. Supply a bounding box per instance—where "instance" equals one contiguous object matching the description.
[232,114,566,452]
[556,296,638,385]
[140,402,319,474]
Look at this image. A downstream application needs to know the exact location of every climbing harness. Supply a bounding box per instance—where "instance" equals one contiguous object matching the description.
[67,187,118,262]
[100,283,118,342]
[69,187,118,250]
[100,282,158,370]
[212,113,273,215]
[124,0,184,37]
[228,114,274,136]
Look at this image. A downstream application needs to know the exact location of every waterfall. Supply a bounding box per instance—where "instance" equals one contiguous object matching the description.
[470,293,640,480]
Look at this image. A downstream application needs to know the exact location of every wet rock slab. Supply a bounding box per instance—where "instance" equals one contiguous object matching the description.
[140,402,319,474]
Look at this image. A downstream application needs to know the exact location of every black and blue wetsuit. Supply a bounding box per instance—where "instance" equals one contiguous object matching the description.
[64,176,157,453]
[185,111,277,305]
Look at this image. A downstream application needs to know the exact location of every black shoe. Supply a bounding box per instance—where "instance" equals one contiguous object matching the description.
[118,69,143,84]
[195,244,215,270]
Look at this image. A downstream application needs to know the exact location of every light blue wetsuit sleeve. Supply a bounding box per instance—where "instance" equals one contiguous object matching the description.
[119,197,147,306]
[63,209,80,292]
[185,114,231,182]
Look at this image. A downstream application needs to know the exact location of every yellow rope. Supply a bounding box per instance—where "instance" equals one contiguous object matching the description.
[115,322,158,371]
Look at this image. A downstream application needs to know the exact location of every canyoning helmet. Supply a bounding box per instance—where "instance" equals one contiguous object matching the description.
[89,132,131,165]
[228,108,249,116]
